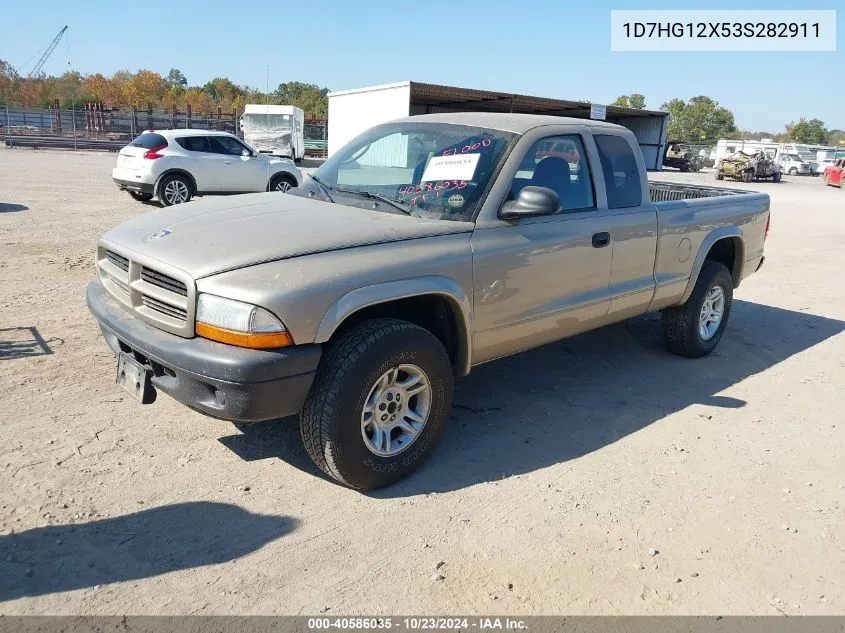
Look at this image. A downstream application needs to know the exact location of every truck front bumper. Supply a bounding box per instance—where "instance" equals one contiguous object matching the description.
[86,280,321,422]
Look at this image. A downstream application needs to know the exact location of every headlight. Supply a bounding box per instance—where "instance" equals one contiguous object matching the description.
[195,294,292,349]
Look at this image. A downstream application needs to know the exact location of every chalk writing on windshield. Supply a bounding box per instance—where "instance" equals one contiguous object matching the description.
[398,180,468,196]
[440,138,493,156]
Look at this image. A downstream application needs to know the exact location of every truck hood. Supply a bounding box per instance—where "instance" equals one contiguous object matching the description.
[102,193,472,279]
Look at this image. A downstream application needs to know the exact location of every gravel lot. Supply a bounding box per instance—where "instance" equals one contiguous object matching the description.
[1,148,843,615]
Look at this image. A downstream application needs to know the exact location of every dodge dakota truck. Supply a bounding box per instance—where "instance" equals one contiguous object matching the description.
[87,113,770,490]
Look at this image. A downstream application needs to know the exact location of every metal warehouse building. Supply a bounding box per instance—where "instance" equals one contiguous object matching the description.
[327,81,669,170]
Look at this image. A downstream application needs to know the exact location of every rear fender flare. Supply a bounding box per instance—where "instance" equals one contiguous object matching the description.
[314,276,473,376]
[680,228,744,304]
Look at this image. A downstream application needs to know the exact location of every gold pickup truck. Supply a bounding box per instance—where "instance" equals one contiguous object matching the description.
[87,113,770,489]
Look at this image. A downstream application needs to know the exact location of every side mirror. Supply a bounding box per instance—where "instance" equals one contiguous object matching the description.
[499,186,560,220]
[242,149,251,157]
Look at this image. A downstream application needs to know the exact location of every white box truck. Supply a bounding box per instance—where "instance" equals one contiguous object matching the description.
[240,104,305,162]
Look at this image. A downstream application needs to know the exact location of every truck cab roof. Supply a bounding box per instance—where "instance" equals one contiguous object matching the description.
[391,112,631,134]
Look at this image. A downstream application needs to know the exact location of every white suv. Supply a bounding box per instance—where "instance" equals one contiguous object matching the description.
[112,129,302,206]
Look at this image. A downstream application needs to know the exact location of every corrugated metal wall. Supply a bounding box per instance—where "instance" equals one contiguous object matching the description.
[610,115,667,171]
[357,133,410,167]
[327,83,411,157]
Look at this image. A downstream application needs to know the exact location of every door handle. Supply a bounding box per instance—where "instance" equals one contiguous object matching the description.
[223,160,232,164]
[592,232,610,248]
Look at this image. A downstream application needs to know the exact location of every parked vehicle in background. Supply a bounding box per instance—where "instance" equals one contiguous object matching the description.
[821,158,845,188]
[663,141,702,172]
[716,151,782,183]
[535,137,580,164]
[815,150,838,175]
[713,139,780,164]
[240,105,305,162]
[112,130,302,206]
[778,153,815,176]
[88,113,769,490]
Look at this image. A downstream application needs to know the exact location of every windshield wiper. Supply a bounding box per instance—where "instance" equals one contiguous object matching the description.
[309,174,335,203]
[333,188,413,216]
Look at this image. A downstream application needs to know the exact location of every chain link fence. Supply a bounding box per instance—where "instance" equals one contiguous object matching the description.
[3,103,328,157]
[2,103,239,151]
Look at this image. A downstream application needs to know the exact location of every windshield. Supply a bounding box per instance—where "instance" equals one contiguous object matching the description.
[311,122,517,221]
[243,113,292,132]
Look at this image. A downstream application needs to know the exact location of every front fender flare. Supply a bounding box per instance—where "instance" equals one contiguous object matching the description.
[680,227,744,305]
[314,276,473,376]
[269,165,301,186]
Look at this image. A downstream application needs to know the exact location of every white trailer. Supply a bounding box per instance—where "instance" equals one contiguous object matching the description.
[327,81,669,170]
[240,104,305,162]
[713,139,782,163]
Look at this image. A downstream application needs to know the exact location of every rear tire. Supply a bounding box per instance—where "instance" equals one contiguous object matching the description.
[744,170,755,183]
[128,191,153,202]
[772,171,782,183]
[662,261,733,359]
[300,318,454,490]
[715,171,724,180]
[158,174,192,206]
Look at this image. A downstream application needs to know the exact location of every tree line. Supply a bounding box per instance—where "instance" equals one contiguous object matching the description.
[0,64,839,145]
[0,63,329,118]
[611,93,841,146]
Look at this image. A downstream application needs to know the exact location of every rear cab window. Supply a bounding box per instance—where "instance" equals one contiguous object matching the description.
[594,135,642,209]
[130,133,168,149]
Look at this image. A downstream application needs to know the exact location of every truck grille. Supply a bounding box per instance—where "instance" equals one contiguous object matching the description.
[97,245,195,337]
[141,295,188,320]
[105,250,129,272]
[141,266,188,296]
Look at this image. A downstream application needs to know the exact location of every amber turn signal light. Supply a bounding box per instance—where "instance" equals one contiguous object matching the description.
[196,322,293,349]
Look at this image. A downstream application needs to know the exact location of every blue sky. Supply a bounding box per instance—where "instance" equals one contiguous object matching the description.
[3,0,840,131]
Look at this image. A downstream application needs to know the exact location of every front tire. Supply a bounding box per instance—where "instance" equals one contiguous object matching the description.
[662,261,733,358]
[744,170,755,183]
[788,167,798,176]
[300,318,454,490]
[270,174,296,193]
[128,191,153,202]
[772,171,782,183]
[158,174,192,206]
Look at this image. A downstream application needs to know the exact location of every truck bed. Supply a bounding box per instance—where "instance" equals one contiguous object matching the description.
[648,181,749,203]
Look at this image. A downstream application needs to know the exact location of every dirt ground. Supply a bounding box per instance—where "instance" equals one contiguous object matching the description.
[1,147,843,615]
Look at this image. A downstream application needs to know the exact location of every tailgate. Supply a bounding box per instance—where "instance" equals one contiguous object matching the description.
[116,146,146,170]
